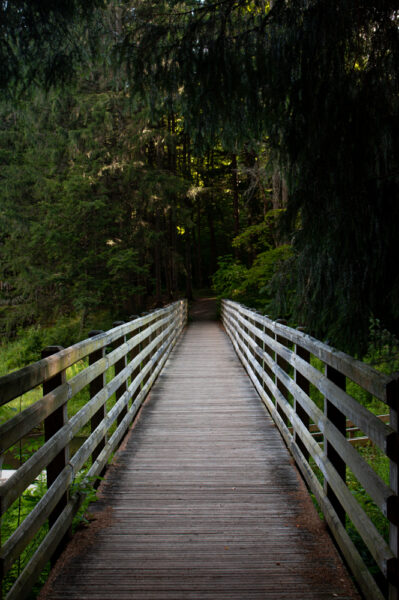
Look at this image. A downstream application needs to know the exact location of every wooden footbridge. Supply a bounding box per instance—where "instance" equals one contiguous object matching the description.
[1,299,398,600]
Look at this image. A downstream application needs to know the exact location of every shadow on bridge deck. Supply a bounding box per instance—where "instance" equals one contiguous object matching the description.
[39,302,360,600]
[189,297,218,321]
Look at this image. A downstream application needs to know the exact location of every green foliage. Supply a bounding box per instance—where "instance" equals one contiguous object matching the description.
[1,472,49,597]
[212,256,248,300]
[231,210,284,255]
[0,82,196,330]
[3,0,398,359]
[70,475,103,529]
[0,312,116,382]
[0,0,106,93]
[212,245,293,313]
[364,317,399,372]
[122,0,399,355]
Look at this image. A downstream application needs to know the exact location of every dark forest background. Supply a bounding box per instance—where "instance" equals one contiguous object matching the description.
[1,0,398,359]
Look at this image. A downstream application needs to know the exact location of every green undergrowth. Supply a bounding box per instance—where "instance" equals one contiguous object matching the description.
[0,314,127,597]
[0,311,117,377]
[278,324,397,597]
[1,470,102,599]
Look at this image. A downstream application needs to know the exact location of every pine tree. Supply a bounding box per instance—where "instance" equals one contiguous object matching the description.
[119,0,399,353]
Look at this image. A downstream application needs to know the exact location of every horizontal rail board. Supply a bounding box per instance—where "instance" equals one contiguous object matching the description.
[5,496,80,600]
[221,299,399,600]
[26,307,363,600]
[224,311,396,571]
[1,465,73,573]
[231,307,395,453]
[0,307,175,406]
[0,316,177,514]
[228,312,396,515]
[0,299,187,599]
[0,312,174,452]
[223,300,394,403]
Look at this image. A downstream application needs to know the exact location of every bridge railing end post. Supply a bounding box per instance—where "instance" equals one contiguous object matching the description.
[388,376,399,600]
[41,345,70,564]
[88,330,106,473]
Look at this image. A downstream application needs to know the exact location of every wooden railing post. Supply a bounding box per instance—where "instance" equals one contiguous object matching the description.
[275,320,289,426]
[261,317,266,393]
[140,312,150,385]
[147,312,155,375]
[236,305,247,356]
[295,328,310,461]
[153,309,162,358]
[324,365,346,525]
[112,321,128,427]
[148,310,159,377]
[128,315,140,400]
[248,310,256,379]
[88,330,106,470]
[388,376,399,600]
[260,315,275,401]
[41,345,70,562]
[252,310,262,387]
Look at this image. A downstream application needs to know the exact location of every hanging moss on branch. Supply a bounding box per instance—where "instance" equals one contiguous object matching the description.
[120,0,399,354]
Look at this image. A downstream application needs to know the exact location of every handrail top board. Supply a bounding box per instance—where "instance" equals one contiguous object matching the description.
[221,299,398,600]
[223,299,396,404]
[0,301,182,406]
[0,300,188,600]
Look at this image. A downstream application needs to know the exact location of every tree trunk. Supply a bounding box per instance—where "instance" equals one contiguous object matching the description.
[231,153,240,238]
[272,170,288,209]
[197,201,203,289]
[185,230,193,300]
[154,211,162,305]
[207,198,217,277]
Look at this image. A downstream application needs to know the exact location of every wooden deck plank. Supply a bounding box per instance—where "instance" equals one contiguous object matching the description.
[40,311,360,600]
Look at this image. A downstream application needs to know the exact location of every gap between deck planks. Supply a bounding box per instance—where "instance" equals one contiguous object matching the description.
[40,299,360,600]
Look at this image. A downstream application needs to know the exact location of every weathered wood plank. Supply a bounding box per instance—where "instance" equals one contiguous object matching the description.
[224,300,393,402]
[39,306,360,600]
[0,302,187,597]
[0,322,176,516]
[1,466,73,573]
[223,305,395,597]
[0,305,176,405]
[232,308,395,457]
[0,312,175,453]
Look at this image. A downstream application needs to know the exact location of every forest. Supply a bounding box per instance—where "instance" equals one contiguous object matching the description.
[1,0,399,360]
[1,4,399,599]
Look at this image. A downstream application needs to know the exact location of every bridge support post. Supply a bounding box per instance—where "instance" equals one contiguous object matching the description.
[260,316,274,400]
[88,330,106,477]
[149,310,160,375]
[112,322,128,427]
[140,312,151,387]
[249,311,258,385]
[295,329,310,461]
[128,316,140,404]
[388,377,399,600]
[42,345,70,564]
[324,366,346,526]
[275,320,289,427]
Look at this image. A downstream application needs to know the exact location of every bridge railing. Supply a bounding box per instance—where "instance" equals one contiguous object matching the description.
[222,299,398,600]
[0,300,187,600]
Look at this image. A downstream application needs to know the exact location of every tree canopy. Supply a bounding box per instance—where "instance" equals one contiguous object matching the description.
[1,0,398,355]
[0,0,106,92]
[119,0,399,353]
